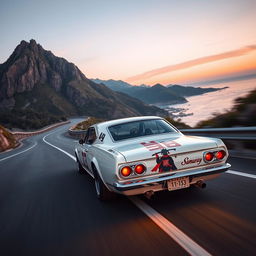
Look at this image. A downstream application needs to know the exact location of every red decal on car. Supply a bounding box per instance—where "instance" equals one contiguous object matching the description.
[162,140,181,148]
[141,140,180,151]
[141,141,164,151]
[181,157,202,166]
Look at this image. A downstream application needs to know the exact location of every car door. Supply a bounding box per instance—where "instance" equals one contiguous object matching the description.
[78,129,89,171]
[81,127,97,175]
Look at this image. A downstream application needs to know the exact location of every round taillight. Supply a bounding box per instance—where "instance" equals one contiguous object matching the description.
[205,152,214,162]
[134,164,146,174]
[216,150,226,160]
[120,166,132,177]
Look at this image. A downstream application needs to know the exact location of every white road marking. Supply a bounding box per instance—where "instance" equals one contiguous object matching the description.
[231,155,256,160]
[130,197,211,256]
[42,133,76,161]
[41,137,212,256]
[227,170,256,179]
[0,142,37,162]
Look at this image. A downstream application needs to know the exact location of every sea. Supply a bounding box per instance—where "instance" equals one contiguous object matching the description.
[165,78,256,127]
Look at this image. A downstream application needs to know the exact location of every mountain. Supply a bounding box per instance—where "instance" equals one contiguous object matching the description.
[132,83,187,104]
[92,78,133,91]
[92,79,186,104]
[167,84,226,97]
[0,40,167,129]
[92,79,225,105]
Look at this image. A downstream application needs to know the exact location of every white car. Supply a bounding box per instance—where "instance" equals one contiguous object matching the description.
[75,116,231,200]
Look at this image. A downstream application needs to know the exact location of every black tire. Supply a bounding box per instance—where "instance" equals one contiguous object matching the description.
[75,153,86,175]
[93,167,114,201]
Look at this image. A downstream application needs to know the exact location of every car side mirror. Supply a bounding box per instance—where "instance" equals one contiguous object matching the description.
[79,139,84,144]
[88,139,94,144]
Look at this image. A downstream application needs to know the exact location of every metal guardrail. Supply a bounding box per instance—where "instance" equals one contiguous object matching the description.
[181,127,256,154]
[68,128,86,139]
[12,121,71,140]
[180,127,256,141]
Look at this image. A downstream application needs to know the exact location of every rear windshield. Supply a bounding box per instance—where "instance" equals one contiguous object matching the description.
[108,119,178,141]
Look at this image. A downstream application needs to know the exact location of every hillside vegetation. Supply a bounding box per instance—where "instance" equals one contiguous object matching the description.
[73,117,105,130]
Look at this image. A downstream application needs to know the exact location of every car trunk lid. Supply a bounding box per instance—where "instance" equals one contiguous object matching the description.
[114,134,217,161]
[113,134,219,174]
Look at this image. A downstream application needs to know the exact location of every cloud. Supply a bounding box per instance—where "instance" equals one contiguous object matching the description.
[126,45,256,83]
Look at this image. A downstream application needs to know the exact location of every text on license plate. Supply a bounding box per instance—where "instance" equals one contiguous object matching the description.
[167,176,190,191]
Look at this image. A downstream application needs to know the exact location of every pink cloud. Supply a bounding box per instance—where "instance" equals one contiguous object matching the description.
[126,45,256,83]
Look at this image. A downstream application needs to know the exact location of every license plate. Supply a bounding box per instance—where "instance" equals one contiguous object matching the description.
[167,176,190,191]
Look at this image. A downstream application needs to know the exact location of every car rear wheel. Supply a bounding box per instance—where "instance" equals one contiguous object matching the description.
[93,168,114,201]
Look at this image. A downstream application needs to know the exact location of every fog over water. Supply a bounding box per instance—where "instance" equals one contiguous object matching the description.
[168,78,256,127]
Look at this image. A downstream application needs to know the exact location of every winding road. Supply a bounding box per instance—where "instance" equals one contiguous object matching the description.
[0,119,255,256]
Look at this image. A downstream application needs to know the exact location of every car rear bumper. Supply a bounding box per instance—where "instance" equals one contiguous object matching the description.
[112,163,231,195]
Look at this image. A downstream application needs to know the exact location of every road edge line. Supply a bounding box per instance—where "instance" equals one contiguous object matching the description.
[42,133,76,161]
[130,196,211,256]
[0,142,37,162]
[226,170,256,179]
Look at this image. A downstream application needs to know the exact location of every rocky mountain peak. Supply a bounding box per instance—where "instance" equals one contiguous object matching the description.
[8,39,42,62]
[151,83,165,89]
[0,39,86,107]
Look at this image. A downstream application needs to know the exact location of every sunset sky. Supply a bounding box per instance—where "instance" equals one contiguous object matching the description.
[0,0,256,85]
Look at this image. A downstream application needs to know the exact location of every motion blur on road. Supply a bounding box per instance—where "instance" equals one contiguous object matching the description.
[0,119,255,256]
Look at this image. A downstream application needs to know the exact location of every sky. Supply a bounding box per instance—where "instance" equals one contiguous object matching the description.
[0,0,256,85]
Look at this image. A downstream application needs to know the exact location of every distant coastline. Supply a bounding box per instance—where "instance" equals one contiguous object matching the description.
[92,79,227,106]
[167,78,256,127]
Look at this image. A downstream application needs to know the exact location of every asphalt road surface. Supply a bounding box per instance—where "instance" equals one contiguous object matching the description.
[0,119,255,256]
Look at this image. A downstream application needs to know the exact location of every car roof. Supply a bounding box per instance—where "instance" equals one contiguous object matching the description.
[96,116,162,129]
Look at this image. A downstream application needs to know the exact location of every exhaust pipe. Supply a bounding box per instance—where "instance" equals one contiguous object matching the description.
[194,180,206,189]
[144,190,154,199]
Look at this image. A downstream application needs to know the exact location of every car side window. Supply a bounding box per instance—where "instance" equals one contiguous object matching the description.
[85,127,97,145]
